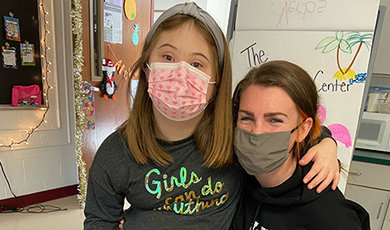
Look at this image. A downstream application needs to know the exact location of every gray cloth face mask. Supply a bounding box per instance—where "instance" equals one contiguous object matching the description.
[234,127,297,175]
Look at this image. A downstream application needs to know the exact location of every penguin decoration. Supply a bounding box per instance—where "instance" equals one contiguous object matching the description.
[100,58,117,99]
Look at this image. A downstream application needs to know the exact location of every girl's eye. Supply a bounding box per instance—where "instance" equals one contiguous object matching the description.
[191,62,203,68]
[163,55,174,62]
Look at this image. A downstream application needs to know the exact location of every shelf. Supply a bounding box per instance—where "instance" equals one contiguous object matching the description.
[0,105,48,111]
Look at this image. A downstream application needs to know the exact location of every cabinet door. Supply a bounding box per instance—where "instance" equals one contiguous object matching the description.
[382,201,390,230]
[345,184,390,230]
[348,161,390,191]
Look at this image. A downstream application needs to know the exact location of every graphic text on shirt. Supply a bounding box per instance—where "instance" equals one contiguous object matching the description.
[144,167,230,215]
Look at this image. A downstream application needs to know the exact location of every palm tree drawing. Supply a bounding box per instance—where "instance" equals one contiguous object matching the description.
[315,31,373,81]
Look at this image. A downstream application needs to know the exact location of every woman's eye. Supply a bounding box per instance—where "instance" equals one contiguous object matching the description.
[163,55,174,62]
[269,118,283,124]
[191,62,203,68]
[239,116,253,122]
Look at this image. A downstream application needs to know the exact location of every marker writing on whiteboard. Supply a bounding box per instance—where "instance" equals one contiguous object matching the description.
[314,69,352,93]
[277,0,328,26]
[240,42,268,68]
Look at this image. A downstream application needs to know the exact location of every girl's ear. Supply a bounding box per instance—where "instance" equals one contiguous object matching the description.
[298,117,313,143]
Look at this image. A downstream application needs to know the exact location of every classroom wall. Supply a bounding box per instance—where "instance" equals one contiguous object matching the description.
[370,0,390,91]
[0,0,77,200]
[373,0,390,76]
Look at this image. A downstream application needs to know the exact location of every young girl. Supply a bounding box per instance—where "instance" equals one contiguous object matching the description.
[230,60,369,230]
[84,3,339,229]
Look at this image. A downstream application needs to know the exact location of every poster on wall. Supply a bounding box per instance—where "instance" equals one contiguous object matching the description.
[4,15,21,41]
[1,43,17,69]
[104,0,123,44]
[20,42,35,66]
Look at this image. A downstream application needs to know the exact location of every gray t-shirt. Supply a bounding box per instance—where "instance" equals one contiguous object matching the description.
[84,131,242,230]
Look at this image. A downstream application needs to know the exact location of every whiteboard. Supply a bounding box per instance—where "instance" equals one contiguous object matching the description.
[235,0,379,31]
[230,0,380,192]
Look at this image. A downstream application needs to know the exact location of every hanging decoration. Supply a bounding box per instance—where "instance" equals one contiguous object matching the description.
[1,42,17,69]
[71,0,87,207]
[81,81,97,130]
[4,13,21,41]
[124,0,136,20]
[0,0,52,149]
[100,58,117,99]
[107,44,132,80]
[132,24,139,45]
[20,41,36,66]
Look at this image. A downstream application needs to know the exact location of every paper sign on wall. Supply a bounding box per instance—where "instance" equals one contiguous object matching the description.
[20,42,35,66]
[104,1,123,44]
[2,43,17,69]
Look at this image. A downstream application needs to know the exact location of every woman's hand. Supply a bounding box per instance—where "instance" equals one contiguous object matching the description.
[299,138,340,193]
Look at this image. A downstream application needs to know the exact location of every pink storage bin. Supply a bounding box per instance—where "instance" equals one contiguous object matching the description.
[11,84,42,106]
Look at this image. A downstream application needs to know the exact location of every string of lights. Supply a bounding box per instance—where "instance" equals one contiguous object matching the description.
[0,0,87,210]
[0,0,52,150]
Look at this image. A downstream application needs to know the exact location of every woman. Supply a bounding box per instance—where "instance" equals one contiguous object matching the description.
[84,3,339,229]
[230,60,369,230]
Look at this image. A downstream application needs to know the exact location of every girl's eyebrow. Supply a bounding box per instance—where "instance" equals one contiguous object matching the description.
[158,43,210,63]
[193,52,210,63]
[158,43,177,50]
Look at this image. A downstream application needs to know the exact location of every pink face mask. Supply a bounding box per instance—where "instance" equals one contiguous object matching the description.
[147,61,216,121]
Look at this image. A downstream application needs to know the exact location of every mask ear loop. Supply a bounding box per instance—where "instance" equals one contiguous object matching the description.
[288,125,299,156]
[206,78,217,106]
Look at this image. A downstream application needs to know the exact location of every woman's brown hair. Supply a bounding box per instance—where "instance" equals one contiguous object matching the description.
[232,60,322,157]
[118,14,233,168]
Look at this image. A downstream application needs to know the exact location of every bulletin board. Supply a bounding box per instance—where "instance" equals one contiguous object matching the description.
[0,0,42,105]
